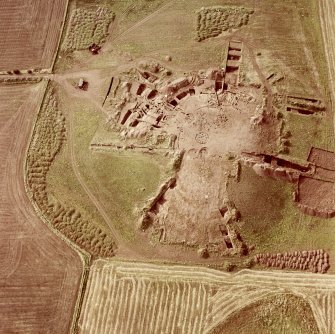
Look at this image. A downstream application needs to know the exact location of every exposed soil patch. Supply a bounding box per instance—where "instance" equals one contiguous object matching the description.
[308,147,335,170]
[87,40,280,257]
[296,148,335,218]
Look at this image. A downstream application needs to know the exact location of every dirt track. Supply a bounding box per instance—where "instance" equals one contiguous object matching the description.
[0,82,82,333]
[319,0,335,117]
[105,0,176,50]
[67,104,122,246]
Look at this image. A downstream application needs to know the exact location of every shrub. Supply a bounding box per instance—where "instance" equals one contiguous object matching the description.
[195,6,253,41]
[223,261,235,272]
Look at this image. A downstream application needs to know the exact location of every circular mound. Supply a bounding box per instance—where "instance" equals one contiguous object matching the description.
[195,132,209,144]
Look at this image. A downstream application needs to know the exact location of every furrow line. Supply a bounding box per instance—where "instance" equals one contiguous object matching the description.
[99,268,115,334]
[79,268,99,332]
[138,280,152,332]
[153,280,167,333]
[181,282,192,334]
[124,277,138,334]
[118,279,132,333]
[162,282,173,333]
[94,268,110,334]
[112,279,127,334]
[102,269,119,334]
[169,281,181,334]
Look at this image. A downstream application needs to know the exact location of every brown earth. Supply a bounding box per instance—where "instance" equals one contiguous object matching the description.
[0,82,82,333]
[0,0,68,71]
[308,147,335,171]
[298,177,335,213]
[0,0,334,332]
[295,148,335,217]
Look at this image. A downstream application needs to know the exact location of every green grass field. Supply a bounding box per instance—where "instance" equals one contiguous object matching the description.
[228,165,335,271]
[283,111,334,160]
[106,0,328,93]
[48,89,168,241]
[73,103,165,239]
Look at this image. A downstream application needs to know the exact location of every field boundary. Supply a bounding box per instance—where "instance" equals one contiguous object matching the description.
[319,0,335,107]
[22,79,90,334]
[50,0,70,72]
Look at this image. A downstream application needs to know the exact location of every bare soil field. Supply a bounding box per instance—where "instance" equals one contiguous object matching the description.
[295,147,335,218]
[0,82,82,333]
[78,260,335,334]
[0,0,68,71]
[298,177,335,212]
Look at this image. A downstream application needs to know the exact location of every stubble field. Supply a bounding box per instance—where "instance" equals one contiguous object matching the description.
[78,260,335,334]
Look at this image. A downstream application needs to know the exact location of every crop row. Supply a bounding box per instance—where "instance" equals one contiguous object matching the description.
[79,264,209,334]
[80,260,335,334]
[27,87,115,257]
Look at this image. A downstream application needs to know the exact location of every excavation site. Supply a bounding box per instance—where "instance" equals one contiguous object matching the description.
[2,0,335,333]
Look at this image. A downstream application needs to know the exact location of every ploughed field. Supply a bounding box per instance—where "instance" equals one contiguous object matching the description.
[0,0,68,71]
[0,82,82,333]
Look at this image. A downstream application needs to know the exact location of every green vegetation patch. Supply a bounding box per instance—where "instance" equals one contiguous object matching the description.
[283,112,334,161]
[299,0,331,98]
[196,6,253,42]
[27,84,115,257]
[56,93,166,241]
[63,7,115,51]
[210,293,319,334]
[228,165,335,263]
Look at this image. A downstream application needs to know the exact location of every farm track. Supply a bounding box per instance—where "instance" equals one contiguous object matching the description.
[0,82,82,333]
[228,35,274,114]
[78,260,335,334]
[105,0,176,50]
[319,0,335,135]
[60,77,144,259]
[67,105,122,246]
